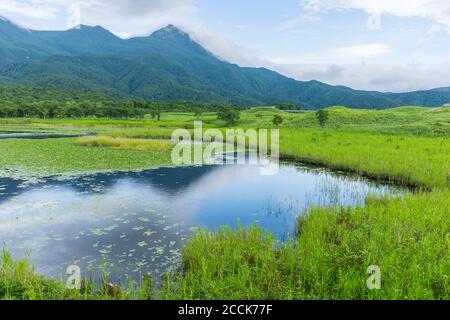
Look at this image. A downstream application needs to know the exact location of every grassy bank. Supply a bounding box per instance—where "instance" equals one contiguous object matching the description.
[0,250,155,300]
[159,191,449,300]
[279,129,449,189]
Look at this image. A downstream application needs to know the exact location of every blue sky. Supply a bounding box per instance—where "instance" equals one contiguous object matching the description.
[1,0,450,92]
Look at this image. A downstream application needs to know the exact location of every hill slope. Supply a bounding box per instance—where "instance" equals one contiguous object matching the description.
[1,18,450,109]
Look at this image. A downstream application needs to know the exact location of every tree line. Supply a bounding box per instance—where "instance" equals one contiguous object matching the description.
[0,85,238,119]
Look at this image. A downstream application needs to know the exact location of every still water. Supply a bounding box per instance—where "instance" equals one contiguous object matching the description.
[0,162,404,283]
[0,131,95,139]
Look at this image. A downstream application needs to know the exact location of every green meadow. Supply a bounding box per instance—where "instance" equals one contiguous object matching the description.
[0,106,449,300]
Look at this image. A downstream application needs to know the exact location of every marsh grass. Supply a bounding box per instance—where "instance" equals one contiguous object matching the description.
[101,128,180,140]
[0,249,157,300]
[279,129,450,189]
[161,191,449,300]
[160,226,300,300]
[75,136,172,151]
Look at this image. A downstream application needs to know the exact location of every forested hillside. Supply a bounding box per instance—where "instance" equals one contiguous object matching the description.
[1,18,450,109]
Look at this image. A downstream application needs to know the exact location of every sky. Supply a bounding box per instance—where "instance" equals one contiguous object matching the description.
[1,0,450,92]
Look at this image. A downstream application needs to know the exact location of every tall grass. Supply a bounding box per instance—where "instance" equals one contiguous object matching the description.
[75,136,172,151]
[161,191,449,300]
[0,250,156,300]
[160,225,300,300]
[101,128,180,140]
[279,129,450,189]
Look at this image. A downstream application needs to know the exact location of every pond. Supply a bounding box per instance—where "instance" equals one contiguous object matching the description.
[0,162,406,283]
[0,131,96,139]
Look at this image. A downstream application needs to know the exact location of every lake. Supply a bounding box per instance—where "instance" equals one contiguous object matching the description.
[0,161,405,283]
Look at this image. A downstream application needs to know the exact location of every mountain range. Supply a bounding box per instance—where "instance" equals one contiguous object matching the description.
[1,16,450,109]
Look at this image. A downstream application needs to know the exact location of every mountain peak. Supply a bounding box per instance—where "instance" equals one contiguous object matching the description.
[151,24,190,40]
[0,15,12,23]
[70,24,110,32]
[0,15,31,32]
[66,24,119,40]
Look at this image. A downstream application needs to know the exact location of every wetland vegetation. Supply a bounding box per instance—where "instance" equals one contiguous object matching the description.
[0,106,448,300]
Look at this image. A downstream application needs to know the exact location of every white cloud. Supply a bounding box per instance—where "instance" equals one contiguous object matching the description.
[428,24,442,33]
[0,0,59,19]
[187,26,268,67]
[332,44,391,60]
[266,59,450,92]
[269,44,391,65]
[75,0,196,30]
[300,0,450,32]
[0,0,197,36]
[279,13,320,30]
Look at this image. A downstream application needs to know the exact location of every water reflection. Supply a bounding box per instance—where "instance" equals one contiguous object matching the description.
[0,163,404,283]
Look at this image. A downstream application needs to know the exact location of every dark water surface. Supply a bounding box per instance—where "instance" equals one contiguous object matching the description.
[0,131,95,139]
[0,163,404,283]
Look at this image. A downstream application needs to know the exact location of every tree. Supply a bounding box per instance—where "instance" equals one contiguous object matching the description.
[316,109,329,127]
[150,106,162,121]
[65,101,83,118]
[273,115,283,127]
[193,107,203,120]
[43,101,60,119]
[218,107,240,125]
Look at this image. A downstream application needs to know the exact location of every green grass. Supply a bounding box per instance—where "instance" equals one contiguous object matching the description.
[0,106,449,300]
[2,105,448,136]
[0,138,174,176]
[0,250,156,300]
[75,136,172,151]
[279,129,450,189]
[1,105,448,137]
[161,191,448,300]
[232,106,450,136]
[98,128,179,140]
[282,106,450,136]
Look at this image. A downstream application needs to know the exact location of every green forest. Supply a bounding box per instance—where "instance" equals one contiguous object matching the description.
[0,85,238,119]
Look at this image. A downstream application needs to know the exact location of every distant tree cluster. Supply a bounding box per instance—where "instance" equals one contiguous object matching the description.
[273,102,308,111]
[316,109,329,127]
[273,115,284,127]
[218,106,240,125]
[0,85,238,119]
[0,100,149,119]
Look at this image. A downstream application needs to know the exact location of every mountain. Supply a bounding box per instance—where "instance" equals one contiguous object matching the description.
[1,18,450,109]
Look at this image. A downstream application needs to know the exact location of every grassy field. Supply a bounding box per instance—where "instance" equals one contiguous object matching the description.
[0,105,449,135]
[0,106,449,300]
